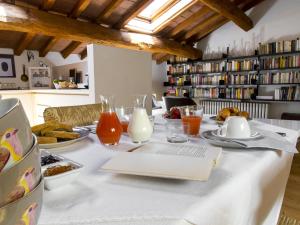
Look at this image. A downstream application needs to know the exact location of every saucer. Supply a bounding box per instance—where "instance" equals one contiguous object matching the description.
[210,130,262,141]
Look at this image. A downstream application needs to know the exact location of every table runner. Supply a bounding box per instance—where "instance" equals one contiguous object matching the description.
[39,118,299,225]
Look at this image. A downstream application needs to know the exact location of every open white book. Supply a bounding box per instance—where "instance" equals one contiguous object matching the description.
[101,142,222,181]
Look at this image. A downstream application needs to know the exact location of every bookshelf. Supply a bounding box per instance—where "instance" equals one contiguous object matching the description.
[165,41,300,102]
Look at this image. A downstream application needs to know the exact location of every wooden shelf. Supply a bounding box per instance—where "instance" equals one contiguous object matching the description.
[259,67,300,72]
[259,51,300,58]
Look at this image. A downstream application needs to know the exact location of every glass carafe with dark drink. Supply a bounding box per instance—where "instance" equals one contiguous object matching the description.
[96,95,122,145]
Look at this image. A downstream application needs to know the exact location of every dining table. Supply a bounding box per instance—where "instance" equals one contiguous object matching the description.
[38,115,300,225]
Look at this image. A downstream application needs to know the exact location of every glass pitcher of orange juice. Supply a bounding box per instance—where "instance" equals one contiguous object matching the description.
[96,95,122,145]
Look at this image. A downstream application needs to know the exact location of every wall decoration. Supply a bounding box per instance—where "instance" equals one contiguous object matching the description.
[27,51,35,62]
[0,54,16,78]
[28,67,51,89]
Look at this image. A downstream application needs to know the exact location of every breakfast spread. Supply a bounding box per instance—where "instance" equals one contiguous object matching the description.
[216,107,249,122]
[32,121,80,144]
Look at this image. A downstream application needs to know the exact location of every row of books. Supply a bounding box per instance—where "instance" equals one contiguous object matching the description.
[274,86,300,100]
[191,74,227,86]
[259,72,300,84]
[226,59,259,71]
[166,87,190,97]
[228,74,258,85]
[260,55,300,69]
[168,56,189,63]
[226,88,256,100]
[167,62,226,74]
[258,39,300,55]
[167,75,191,86]
[192,88,219,98]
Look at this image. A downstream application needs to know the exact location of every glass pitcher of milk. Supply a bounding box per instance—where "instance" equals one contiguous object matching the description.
[128,95,153,143]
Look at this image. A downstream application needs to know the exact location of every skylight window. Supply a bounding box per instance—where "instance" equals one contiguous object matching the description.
[139,0,170,19]
[126,0,194,34]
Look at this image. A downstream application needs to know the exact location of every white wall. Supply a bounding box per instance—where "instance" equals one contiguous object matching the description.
[198,0,300,57]
[88,44,152,112]
[46,52,86,66]
[0,49,53,89]
[152,61,167,100]
[197,0,300,119]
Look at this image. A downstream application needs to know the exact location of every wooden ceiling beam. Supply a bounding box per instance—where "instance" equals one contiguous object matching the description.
[167,5,211,38]
[80,48,87,60]
[0,3,201,59]
[40,0,56,11]
[66,0,92,58]
[39,36,58,57]
[14,32,35,56]
[69,0,91,18]
[198,0,253,31]
[188,0,265,43]
[180,13,221,40]
[61,41,82,58]
[156,53,171,64]
[113,0,154,29]
[96,0,124,24]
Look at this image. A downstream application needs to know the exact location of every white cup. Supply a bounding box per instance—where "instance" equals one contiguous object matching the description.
[217,116,251,138]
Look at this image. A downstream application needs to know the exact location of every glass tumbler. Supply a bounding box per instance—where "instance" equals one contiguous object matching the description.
[165,119,188,143]
[180,105,204,136]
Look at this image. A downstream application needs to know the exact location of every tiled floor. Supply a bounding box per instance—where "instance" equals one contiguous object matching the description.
[278,141,300,225]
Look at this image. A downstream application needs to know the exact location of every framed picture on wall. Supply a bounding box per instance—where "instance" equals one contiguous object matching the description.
[0,54,16,78]
[28,67,51,89]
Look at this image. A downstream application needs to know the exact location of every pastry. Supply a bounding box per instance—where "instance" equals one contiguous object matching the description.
[238,111,249,119]
[40,123,73,136]
[37,136,57,144]
[43,131,80,140]
[219,108,231,120]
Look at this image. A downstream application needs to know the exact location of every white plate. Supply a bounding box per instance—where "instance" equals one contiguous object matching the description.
[39,127,90,149]
[211,129,262,140]
[201,131,246,148]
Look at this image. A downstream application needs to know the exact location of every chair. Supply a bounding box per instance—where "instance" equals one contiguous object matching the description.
[281,113,300,121]
[43,103,103,127]
[163,96,196,111]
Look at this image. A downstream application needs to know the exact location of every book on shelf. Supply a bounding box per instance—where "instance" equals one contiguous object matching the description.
[258,38,300,54]
[260,55,300,69]
[226,59,258,71]
[259,71,300,84]
[228,73,257,85]
[274,86,298,100]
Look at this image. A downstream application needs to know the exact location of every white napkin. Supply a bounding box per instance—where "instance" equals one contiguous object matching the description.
[229,128,298,153]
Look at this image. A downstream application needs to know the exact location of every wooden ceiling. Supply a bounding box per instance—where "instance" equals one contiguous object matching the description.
[0,0,264,62]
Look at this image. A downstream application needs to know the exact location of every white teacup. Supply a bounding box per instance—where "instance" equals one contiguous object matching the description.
[217,116,251,139]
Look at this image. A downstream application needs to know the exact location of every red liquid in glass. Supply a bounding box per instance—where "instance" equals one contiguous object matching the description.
[121,121,129,133]
[182,116,202,136]
[96,112,122,145]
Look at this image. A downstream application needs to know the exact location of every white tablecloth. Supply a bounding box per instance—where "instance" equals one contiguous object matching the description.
[38,117,299,225]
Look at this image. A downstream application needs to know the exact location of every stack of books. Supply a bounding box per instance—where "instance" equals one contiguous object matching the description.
[193,87,219,98]
[226,87,256,100]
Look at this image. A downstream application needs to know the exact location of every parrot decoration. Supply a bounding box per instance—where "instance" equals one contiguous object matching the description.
[0,128,24,172]
[5,168,36,205]
[18,167,36,194]
[18,203,38,225]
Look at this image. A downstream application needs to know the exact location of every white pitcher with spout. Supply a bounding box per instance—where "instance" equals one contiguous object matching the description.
[128,95,153,143]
